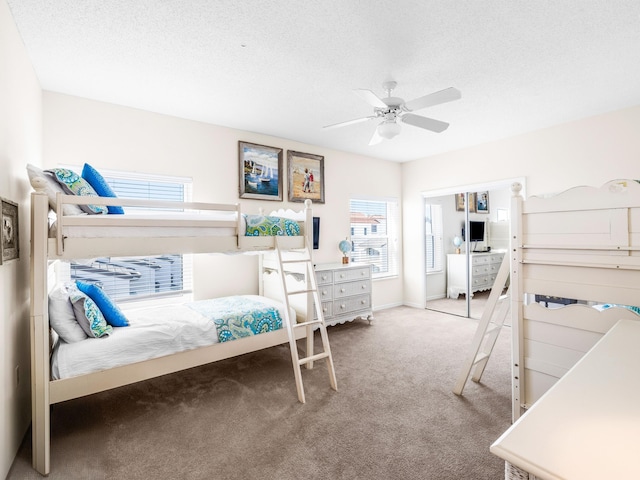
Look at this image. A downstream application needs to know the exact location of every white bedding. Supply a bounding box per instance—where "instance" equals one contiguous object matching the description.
[51,295,291,380]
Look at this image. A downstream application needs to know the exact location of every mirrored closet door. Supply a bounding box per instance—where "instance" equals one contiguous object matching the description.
[425,187,512,319]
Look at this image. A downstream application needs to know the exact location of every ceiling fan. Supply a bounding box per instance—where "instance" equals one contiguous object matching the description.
[323,81,461,145]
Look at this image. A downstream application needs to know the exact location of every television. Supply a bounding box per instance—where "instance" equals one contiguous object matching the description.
[469,221,485,242]
[312,217,320,249]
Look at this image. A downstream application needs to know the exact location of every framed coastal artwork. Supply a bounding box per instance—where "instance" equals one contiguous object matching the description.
[476,191,489,213]
[1,197,19,264]
[455,192,476,213]
[287,150,325,203]
[238,141,283,201]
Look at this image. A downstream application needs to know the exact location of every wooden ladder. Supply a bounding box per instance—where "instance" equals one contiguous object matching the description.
[453,253,510,396]
[275,237,338,403]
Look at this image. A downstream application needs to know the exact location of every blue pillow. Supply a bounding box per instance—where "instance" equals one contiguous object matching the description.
[75,280,129,327]
[81,163,124,214]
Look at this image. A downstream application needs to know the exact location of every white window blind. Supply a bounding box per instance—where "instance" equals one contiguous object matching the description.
[349,198,399,279]
[67,168,193,303]
[425,203,443,273]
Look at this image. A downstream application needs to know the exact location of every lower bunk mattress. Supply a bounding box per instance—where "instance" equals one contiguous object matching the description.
[51,295,293,380]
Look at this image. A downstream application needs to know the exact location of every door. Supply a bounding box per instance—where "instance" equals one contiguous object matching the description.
[424,180,521,318]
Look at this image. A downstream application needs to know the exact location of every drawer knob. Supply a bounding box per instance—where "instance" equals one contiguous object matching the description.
[340,304,346,309]
[340,288,345,293]
[322,290,327,295]
[361,300,366,304]
[340,274,345,278]
[361,285,366,289]
[323,307,327,312]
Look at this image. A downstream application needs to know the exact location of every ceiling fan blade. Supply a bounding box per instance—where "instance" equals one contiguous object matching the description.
[401,113,450,133]
[402,87,461,112]
[353,89,388,109]
[323,115,376,129]
[368,126,383,145]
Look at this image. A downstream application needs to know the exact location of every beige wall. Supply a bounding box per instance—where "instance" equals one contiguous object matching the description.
[43,92,404,309]
[0,0,42,477]
[402,105,640,307]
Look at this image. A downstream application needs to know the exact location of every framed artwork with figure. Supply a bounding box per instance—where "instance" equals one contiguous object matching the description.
[287,150,325,203]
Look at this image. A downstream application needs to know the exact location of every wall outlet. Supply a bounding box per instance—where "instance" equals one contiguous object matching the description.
[15,365,20,387]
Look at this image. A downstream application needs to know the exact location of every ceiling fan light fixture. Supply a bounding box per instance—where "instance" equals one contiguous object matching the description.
[377,120,401,139]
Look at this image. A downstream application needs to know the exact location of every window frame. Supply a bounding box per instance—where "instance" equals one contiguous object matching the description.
[349,196,399,280]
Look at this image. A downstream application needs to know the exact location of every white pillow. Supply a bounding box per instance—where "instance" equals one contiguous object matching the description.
[26,164,84,216]
[48,284,87,343]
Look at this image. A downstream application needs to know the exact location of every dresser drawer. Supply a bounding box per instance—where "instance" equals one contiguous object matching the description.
[313,301,333,320]
[317,285,333,301]
[472,265,490,276]
[472,275,490,288]
[333,267,371,283]
[333,280,371,299]
[315,270,333,285]
[333,294,371,315]
[472,255,490,266]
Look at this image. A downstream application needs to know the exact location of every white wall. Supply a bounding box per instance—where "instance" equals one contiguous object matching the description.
[402,105,640,307]
[43,92,404,309]
[0,0,42,477]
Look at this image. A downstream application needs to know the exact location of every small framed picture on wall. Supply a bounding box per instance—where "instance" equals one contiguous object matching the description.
[476,191,489,213]
[455,192,476,213]
[238,141,283,201]
[1,197,19,264]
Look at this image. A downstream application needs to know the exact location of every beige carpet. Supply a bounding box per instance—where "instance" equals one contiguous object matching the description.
[8,306,512,480]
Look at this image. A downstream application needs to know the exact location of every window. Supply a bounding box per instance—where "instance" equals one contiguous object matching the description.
[65,168,193,303]
[349,198,399,279]
[425,203,443,273]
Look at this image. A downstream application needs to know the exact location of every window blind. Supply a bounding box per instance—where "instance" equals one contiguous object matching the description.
[65,168,193,303]
[349,198,399,279]
[425,203,443,273]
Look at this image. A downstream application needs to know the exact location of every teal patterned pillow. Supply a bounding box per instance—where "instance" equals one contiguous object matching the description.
[70,289,113,338]
[46,168,108,215]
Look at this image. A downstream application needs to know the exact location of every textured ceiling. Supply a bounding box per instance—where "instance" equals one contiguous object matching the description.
[7,0,640,162]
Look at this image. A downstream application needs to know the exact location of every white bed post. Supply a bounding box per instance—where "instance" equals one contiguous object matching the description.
[30,192,51,475]
[509,183,525,423]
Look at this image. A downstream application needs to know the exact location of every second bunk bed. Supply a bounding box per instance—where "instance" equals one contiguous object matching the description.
[29,167,336,475]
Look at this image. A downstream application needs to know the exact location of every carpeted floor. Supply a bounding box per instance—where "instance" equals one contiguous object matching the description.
[8,306,512,479]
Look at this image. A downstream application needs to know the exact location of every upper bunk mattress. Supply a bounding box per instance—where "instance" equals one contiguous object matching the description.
[50,212,302,239]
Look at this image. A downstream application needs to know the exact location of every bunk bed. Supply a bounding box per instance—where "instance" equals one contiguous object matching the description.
[28,170,325,475]
[491,180,640,479]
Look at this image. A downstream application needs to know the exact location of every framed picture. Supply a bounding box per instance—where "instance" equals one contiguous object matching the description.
[455,192,476,213]
[238,141,283,201]
[476,191,489,213]
[1,198,19,264]
[287,150,325,203]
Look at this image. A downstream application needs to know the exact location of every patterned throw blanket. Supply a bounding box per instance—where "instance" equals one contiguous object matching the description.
[186,296,283,343]
[244,215,300,236]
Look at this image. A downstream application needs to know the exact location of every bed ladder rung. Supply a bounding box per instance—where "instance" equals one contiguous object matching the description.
[280,258,312,264]
[298,351,330,365]
[274,237,338,404]
[293,319,324,328]
[287,288,316,296]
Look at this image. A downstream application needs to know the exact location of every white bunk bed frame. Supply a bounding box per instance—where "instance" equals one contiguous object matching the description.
[509,179,640,422]
[29,191,315,475]
[494,179,640,479]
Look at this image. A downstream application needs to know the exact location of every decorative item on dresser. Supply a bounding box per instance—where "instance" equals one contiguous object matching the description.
[446,252,505,299]
[314,263,373,326]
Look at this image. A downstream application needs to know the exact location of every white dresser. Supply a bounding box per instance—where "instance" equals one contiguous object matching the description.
[314,263,373,326]
[446,252,505,299]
